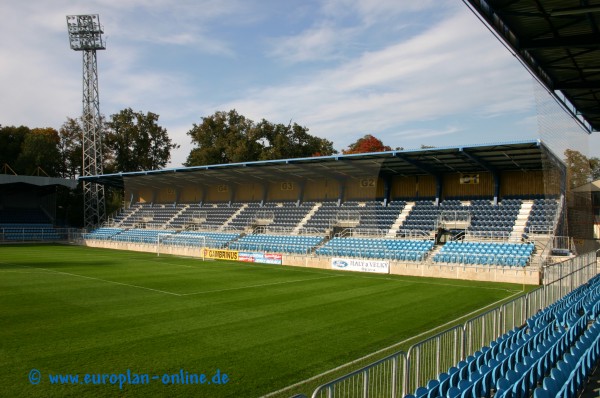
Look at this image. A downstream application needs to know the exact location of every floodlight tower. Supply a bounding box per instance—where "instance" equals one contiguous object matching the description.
[66,14,106,229]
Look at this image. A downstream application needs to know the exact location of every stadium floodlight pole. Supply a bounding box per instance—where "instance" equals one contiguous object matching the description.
[66,14,107,229]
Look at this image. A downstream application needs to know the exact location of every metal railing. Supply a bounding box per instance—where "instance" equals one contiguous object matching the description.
[335,211,361,224]
[0,227,83,243]
[463,308,500,358]
[254,211,275,225]
[348,228,390,238]
[295,227,324,236]
[227,241,313,255]
[463,230,514,242]
[311,352,407,398]
[405,325,464,394]
[396,229,432,239]
[313,246,431,262]
[551,235,576,255]
[265,226,296,235]
[438,211,471,230]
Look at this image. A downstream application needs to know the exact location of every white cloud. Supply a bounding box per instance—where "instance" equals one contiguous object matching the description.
[267,0,454,65]
[392,127,461,140]
[268,24,358,64]
[222,9,535,151]
[321,0,443,25]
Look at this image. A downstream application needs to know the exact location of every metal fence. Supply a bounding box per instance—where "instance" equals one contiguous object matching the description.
[311,351,407,398]
[0,228,83,243]
[499,294,528,334]
[542,251,597,287]
[404,326,464,394]
[308,251,598,398]
[463,308,500,359]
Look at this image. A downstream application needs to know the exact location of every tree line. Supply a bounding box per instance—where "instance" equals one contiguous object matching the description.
[0,108,405,179]
[2,108,599,187]
[0,108,178,178]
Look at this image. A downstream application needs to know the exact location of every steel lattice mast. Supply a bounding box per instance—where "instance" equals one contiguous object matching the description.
[66,15,106,229]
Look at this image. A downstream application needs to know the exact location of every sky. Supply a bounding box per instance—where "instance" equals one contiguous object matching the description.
[1,0,598,167]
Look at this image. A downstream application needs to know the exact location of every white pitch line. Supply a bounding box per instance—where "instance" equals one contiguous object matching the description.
[0,261,182,296]
[0,270,55,274]
[180,275,342,296]
[0,260,342,297]
[261,289,524,398]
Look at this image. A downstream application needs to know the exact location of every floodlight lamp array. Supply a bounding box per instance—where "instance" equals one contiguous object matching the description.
[66,14,105,51]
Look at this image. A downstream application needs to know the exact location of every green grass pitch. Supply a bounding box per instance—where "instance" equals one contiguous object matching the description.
[0,244,530,397]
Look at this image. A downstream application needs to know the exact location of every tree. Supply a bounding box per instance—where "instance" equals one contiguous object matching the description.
[564,149,594,189]
[185,110,336,166]
[58,117,84,178]
[15,128,62,176]
[590,157,600,181]
[256,119,336,160]
[105,108,179,172]
[342,134,391,154]
[0,125,30,172]
[185,110,260,166]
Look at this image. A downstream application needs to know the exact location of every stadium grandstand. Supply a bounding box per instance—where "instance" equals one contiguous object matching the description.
[80,139,575,284]
[0,174,78,242]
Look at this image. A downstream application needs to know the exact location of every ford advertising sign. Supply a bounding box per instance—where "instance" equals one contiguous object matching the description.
[331,257,389,274]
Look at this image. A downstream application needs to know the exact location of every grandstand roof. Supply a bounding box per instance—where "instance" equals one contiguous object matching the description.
[80,140,563,189]
[465,0,600,133]
[572,179,600,192]
[0,174,77,189]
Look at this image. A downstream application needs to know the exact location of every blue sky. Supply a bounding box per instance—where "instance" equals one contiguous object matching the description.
[1,0,597,167]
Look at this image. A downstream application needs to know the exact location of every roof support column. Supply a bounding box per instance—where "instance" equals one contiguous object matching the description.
[229,185,237,206]
[200,186,206,206]
[297,181,305,205]
[261,183,268,205]
[493,174,500,206]
[435,177,443,206]
[129,191,136,207]
[383,176,392,206]
[338,179,345,206]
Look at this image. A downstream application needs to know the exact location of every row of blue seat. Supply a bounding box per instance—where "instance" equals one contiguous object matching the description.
[2,232,62,241]
[1,223,62,241]
[433,242,534,267]
[547,322,600,398]
[83,227,123,240]
[494,316,587,398]
[230,234,324,254]
[408,275,600,398]
[527,277,600,329]
[111,229,177,244]
[162,231,240,249]
[409,316,582,398]
[316,237,434,260]
[84,228,239,248]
